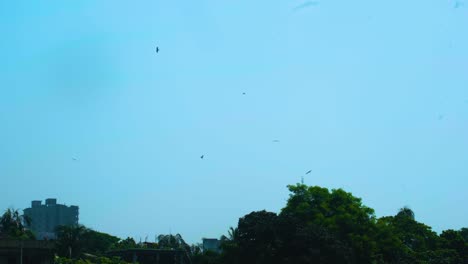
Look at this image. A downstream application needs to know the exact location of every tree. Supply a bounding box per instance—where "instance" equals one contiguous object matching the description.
[396,207,415,220]
[227,227,238,241]
[221,208,354,264]
[157,233,190,251]
[276,213,353,264]
[374,216,408,263]
[0,208,35,239]
[220,228,240,264]
[112,237,138,250]
[192,244,221,264]
[280,184,377,263]
[55,225,90,258]
[460,228,468,243]
[439,229,468,262]
[391,208,439,253]
[372,207,445,263]
[81,229,120,255]
[235,210,279,264]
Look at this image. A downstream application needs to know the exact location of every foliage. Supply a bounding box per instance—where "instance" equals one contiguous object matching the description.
[396,206,415,220]
[275,213,354,264]
[0,208,35,239]
[205,183,468,264]
[55,225,90,258]
[280,184,377,263]
[191,249,221,264]
[381,207,440,259]
[81,229,120,255]
[235,210,279,264]
[157,233,191,252]
[227,227,238,241]
[460,228,468,242]
[54,256,131,264]
[111,237,139,250]
[55,225,120,258]
[1,182,465,264]
[439,229,468,262]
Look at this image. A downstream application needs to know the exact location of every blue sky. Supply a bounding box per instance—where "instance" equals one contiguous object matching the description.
[1,0,467,243]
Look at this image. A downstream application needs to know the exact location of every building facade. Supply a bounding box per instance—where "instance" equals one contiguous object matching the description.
[202,238,221,253]
[23,199,79,240]
[0,239,54,264]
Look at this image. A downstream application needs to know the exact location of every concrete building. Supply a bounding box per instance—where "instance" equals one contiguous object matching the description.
[23,199,79,240]
[202,238,221,253]
[0,239,54,264]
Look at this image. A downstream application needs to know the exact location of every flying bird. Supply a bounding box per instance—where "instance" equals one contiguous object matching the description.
[305,170,312,174]
[156,47,159,53]
[272,140,280,143]
[293,1,318,11]
[72,158,77,161]
[242,92,246,95]
[200,155,204,159]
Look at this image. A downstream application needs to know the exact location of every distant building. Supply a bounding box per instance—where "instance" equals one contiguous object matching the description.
[23,199,79,240]
[202,238,221,253]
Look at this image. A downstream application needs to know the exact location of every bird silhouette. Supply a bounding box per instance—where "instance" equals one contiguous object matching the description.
[293,1,318,11]
[200,155,204,159]
[72,158,77,161]
[156,47,159,53]
[305,170,312,174]
[242,92,246,95]
[272,140,280,143]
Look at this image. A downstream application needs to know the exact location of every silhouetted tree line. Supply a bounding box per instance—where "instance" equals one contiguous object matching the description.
[193,184,468,264]
[1,183,467,263]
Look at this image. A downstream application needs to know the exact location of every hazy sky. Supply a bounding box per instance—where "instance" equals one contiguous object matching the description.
[1,0,467,243]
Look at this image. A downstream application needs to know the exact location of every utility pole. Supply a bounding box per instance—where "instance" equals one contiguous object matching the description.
[20,241,23,264]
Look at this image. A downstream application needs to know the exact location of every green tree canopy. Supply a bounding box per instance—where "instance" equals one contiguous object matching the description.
[0,208,35,239]
[396,206,415,220]
[81,229,120,255]
[439,229,468,262]
[55,225,90,258]
[56,225,122,258]
[280,184,377,263]
[157,233,190,251]
[111,237,138,250]
[236,210,279,264]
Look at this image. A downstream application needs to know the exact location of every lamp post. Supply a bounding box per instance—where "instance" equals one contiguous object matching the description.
[20,241,23,264]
